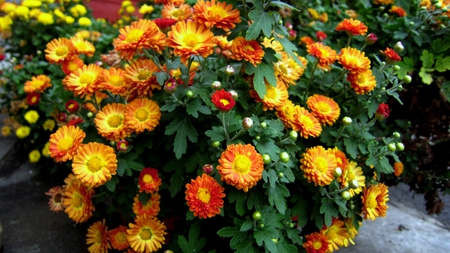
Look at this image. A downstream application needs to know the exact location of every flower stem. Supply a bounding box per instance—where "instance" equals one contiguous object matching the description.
[304,60,319,100]
[349,118,377,138]
[221,112,231,142]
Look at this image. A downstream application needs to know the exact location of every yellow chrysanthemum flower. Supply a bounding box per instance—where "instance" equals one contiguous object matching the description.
[127,215,167,253]
[24,110,39,124]
[37,12,54,25]
[43,119,56,131]
[16,126,31,139]
[362,183,389,220]
[78,17,92,27]
[29,149,41,163]
[86,219,111,253]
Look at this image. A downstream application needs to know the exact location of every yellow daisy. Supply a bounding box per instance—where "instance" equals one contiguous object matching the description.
[127,215,167,253]
[45,37,76,64]
[361,183,389,220]
[63,64,103,97]
[94,103,130,142]
[306,94,340,126]
[300,146,337,186]
[86,219,111,253]
[49,125,86,163]
[125,59,162,98]
[291,106,322,139]
[125,98,161,134]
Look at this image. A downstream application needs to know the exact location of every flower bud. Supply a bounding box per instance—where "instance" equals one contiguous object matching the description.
[394,41,404,53]
[397,85,403,91]
[116,139,129,152]
[403,75,412,84]
[202,164,213,175]
[365,33,378,45]
[396,142,405,151]
[388,143,397,152]
[211,81,222,90]
[164,78,177,94]
[342,116,352,125]
[349,179,359,189]
[229,89,238,100]
[375,103,390,121]
[211,140,220,148]
[185,90,194,98]
[242,117,253,130]
[285,22,293,30]
[65,100,80,113]
[260,122,267,129]
[262,154,271,164]
[288,29,297,41]
[393,65,401,71]
[392,132,401,139]
[341,191,351,200]
[334,167,343,177]
[225,65,235,75]
[279,152,290,163]
[289,130,298,140]
[86,112,93,118]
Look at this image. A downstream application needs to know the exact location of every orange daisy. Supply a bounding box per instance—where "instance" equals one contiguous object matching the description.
[335,18,368,36]
[341,161,366,197]
[249,79,288,111]
[329,147,349,171]
[24,74,52,93]
[389,6,407,17]
[361,183,389,220]
[49,125,86,163]
[63,64,104,97]
[320,218,351,252]
[61,56,85,75]
[45,186,65,212]
[306,94,340,126]
[26,92,41,106]
[300,146,337,186]
[166,20,216,65]
[306,42,338,70]
[302,232,329,253]
[291,106,322,139]
[63,173,82,189]
[45,37,76,64]
[338,47,371,74]
[113,19,166,60]
[217,143,264,192]
[108,225,130,251]
[343,218,359,247]
[94,103,130,142]
[161,3,193,21]
[86,219,111,253]
[274,52,307,88]
[380,47,401,64]
[132,192,161,217]
[138,167,162,193]
[70,36,95,57]
[299,36,315,45]
[83,91,109,114]
[193,0,241,31]
[125,59,162,98]
[127,215,167,253]
[211,89,236,111]
[99,67,130,96]
[125,97,161,134]
[275,99,296,129]
[229,36,265,66]
[394,161,404,177]
[185,174,225,219]
[71,142,118,188]
[346,69,377,95]
[63,183,95,223]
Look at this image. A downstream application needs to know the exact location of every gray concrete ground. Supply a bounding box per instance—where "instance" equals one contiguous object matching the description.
[0,115,449,253]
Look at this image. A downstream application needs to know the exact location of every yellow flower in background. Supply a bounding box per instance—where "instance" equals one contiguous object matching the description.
[16,126,31,139]
[1,126,11,137]
[65,16,75,24]
[70,4,87,17]
[0,16,13,32]
[29,149,41,163]
[42,142,50,157]
[37,12,54,25]
[122,0,132,7]
[1,2,16,14]
[15,6,30,19]
[139,4,154,15]
[43,119,56,131]
[78,17,92,27]
[29,8,41,19]
[21,0,41,8]
[125,5,135,14]
[53,9,65,19]
[24,110,39,124]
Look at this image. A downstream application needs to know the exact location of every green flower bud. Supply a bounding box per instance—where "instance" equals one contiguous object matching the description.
[341,191,351,201]
[342,116,352,125]
[289,130,298,140]
[211,140,220,148]
[186,90,194,98]
[211,81,222,90]
[262,154,271,164]
[242,117,253,130]
[393,132,401,139]
[349,179,359,189]
[334,167,343,177]
[393,65,401,71]
[396,142,405,151]
[279,152,290,163]
[394,41,404,53]
[260,122,267,129]
[403,75,412,84]
[388,143,397,151]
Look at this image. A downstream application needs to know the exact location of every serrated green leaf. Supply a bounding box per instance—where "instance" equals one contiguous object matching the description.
[247,189,265,210]
[435,56,450,72]
[234,240,255,253]
[178,223,206,253]
[286,228,303,246]
[277,240,298,252]
[256,139,279,161]
[393,30,408,40]
[253,229,278,247]
[292,196,308,228]
[105,176,119,192]
[240,220,254,232]
[246,9,274,40]
[397,56,415,79]
[343,139,358,159]
[268,183,290,214]
[138,192,150,205]
[165,116,198,159]
[186,97,211,118]
[441,81,450,102]
[169,168,184,197]
[268,169,278,188]
[160,100,179,113]
[245,62,277,98]
[378,156,394,174]
[155,72,168,85]
[320,198,338,227]
[205,126,227,141]
[419,69,433,85]
[117,158,127,177]
[228,189,246,216]
[217,227,240,237]
[420,50,434,68]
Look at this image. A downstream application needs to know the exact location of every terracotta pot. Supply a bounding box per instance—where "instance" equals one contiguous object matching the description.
[84,0,141,22]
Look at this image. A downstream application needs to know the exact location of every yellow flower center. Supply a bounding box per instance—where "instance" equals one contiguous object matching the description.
[220,99,230,106]
[233,154,251,174]
[71,194,83,208]
[316,102,331,113]
[32,80,44,88]
[279,63,288,74]
[137,69,151,80]
[183,35,199,48]
[140,228,152,240]
[125,29,144,43]
[107,115,123,128]
[87,157,102,172]
[75,41,87,50]
[116,232,127,243]
[313,240,323,250]
[135,108,149,121]
[300,114,314,128]
[244,45,255,51]
[94,231,103,243]
[171,9,181,18]
[79,72,96,86]
[143,174,154,184]
[315,157,328,173]
[209,6,226,18]
[109,75,124,86]
[197,188,211,204]
[55,46,68,56]
[57,137,74,151]
[265,85,276,99]
[367,194,377,209]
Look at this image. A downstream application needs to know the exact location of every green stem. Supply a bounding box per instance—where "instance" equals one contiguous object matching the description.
[335,125,347,142]
[230,128,245,142]
[349,118,377,138]
[221,112,231,142]
[327,70,348,92]
[304,60,319,100]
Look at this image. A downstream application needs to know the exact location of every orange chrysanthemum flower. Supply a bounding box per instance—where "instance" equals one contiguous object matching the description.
[217,143,264,192]
[291,106,322,139]
[329,147,349,172]
[380,47,402,64]
[394,161,404,177]
[211,89,236,111]
[138,168,162,193]
[275,99,297,129]
[306,42,338,70]
[335,18,368,36]
[83,91,109,114]
[94,103,130,142]
[320,218,351,252]
[346,69,377,95]
[61,56,85,75]
[167,20,216,65]
[299,36,315,45]
[63,64,103,97]
[127,215,167,253]
[343,218,359,247]
[63,183,95,223]
[87,219,111,253]
[132,192,161,217]
[274,52,307,87]
[229,36,265,66]
[338,47,371,74]
[45,37,76,64]
[113,19,166,60]
[306,94,340,126]
[99,67,130,96]
[193,0,241,31]
[249,79,288,111]
[390,6,407,17]
[361,183,389,220]
[125,98,162,134]
[162,3,193,21]
[49,125,86,163]
[70,36,95,57]
[63,173,82,189]
[300,146,337,186]
[341,161,366,197]
[45,186,65,212]
[154,0,185,5]
[125,59,162,98]
[72,142,118,188]
[303,232,329,253]
[185,174,225,218]
[24,74,52,94]
[108,226,130,251]
[262,37,284,53]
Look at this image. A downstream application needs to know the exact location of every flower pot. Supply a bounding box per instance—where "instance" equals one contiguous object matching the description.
[84,0,141,22]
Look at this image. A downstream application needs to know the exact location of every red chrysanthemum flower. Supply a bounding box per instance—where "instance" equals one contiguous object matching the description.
[230,36,265,66]
[185,174,225,219]
[67,116,84,127]
[65,100,80,113]
[192,0,241,32]
[375,103,390,120]
[302,232,330,253]
[108,225,129,251]
[389,6,407,17]
[211,89,236,111]
[380,47,401,64]
[335,18,368,36]
[316,31,327,41]
[138,168,162,193]
[26,92,41,106]
[153,17,177,31]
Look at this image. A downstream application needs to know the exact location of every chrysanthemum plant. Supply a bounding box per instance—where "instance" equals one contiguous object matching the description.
[42,1,406,252]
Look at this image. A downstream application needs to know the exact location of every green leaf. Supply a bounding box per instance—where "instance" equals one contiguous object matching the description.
[205,126,227,141]
[155,72,168,85]
[234,241,255,253]
[246,9,274,40]
[228,189,246,216]
[320,198,338,227]
[165,116,198,159]
[253,229,278,248]
[105,175,119,192]
[169,168,184,197]
[286,228,303,246]
[160,100,179,113]
[397,56,415,79]
[435,56,450,72]
[117,158,128,177]
[247,189,265,210]
[277,240,298,252]
[419,69,433,85]
[268,183,290,214]
[420,50,434,68]
[245,62,277,98]
[378,156,394,174]
[240,220,254,232]
[291,196,308,228]
[441,81,450,102]
[393,30,408,40]
[178,223,206,253]
[343,139,358,159]
[269,1,299,12]
[217,227,240,237]
[256,139,279,162]
[186,97,211,118]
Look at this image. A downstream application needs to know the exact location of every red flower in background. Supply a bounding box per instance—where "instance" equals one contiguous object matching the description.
[380,47,401,64]
[26,93,41,106]
[153,17,177,30]
[375,103,390,120]
[65,100,80,113]
[211,89,236,112]
[316,31,327,41]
